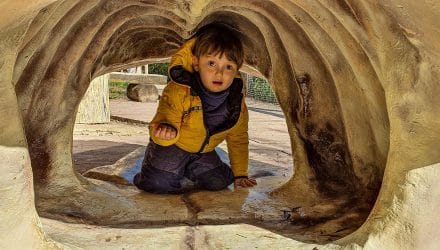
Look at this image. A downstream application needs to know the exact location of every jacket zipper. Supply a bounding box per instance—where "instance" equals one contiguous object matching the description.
[198,127,210,153]
[197,100,210,153]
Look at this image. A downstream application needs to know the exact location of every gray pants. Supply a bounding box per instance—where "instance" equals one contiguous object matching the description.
[134,142,234,194]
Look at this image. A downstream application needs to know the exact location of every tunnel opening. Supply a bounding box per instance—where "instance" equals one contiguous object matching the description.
[10,0,391,245]
[73,65,295,185]
[70,63,298,233]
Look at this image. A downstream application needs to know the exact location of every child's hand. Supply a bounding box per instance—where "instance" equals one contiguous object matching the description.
[234,177,257,188]
[150,123,177,140]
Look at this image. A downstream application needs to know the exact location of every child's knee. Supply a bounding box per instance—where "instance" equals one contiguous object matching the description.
[203,176,232,190]
[133,169,183,194]
[195,165,234,191]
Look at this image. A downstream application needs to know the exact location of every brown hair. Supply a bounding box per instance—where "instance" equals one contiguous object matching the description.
[192,23,244,68]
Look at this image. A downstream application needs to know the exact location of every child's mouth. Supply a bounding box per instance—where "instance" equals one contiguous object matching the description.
[212,81,223,85]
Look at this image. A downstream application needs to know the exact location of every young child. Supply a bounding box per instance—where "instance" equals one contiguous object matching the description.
[133,23,257,193]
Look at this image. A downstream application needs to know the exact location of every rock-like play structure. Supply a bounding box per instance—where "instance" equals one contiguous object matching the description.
[0,0,439,249]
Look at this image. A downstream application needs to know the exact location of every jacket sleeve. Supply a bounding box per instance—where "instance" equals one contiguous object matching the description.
[168,38,196,84]
[149,83,185,146]
[226,100,249,178]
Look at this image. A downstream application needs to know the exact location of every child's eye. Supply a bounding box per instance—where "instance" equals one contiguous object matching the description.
[208,61,216,67]
[226,65,235,70]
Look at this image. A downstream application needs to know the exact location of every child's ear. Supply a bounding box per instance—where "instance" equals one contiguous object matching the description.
[192,55,199,71]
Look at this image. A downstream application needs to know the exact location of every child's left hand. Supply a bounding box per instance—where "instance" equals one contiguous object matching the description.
[234,177,257,188]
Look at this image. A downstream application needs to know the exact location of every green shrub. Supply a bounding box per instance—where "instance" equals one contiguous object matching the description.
[148,63,169,76]
[148,63,170,81]
[248,76,277,103]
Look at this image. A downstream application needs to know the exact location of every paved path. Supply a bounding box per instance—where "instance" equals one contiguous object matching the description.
[109,99,155,124]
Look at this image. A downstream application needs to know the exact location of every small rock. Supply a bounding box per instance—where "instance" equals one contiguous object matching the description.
[127,84,159,102]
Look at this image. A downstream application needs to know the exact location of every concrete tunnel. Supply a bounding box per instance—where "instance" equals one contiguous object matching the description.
[0,0,439,249]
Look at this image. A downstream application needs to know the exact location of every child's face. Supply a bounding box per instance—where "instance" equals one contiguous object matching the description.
[193,53,238,93]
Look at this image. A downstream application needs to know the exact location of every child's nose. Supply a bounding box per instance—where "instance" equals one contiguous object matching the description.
[215,68,224,76]
[214,69,222,78]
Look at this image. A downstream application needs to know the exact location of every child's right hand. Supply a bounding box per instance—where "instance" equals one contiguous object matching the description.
[150,123,177,140]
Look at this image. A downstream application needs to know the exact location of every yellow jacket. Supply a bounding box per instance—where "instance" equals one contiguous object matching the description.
[150,39,249,177]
